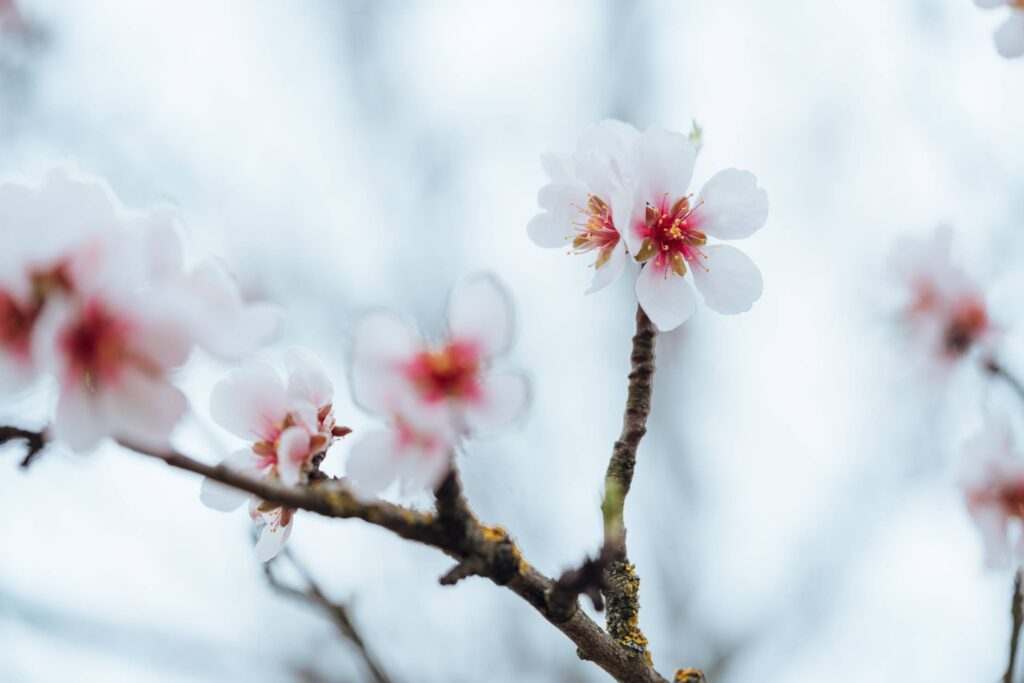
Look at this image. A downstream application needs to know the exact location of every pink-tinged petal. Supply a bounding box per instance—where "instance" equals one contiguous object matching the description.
[995,13,1024,58]
[635,261,697,332]
[398,442,452,495]
[119,211,186,284]
[104,367,188,451]
[129,292,196,369]
[286,346,333,409]
[619,187,647,255]
[586,240,628,295]
[447,274,514,359]
[186,259,281,360]
[210,363,288,441]
[346,429,404,495]
[690,245,764,315]
[631,127,697,203]
[200,448,263,511]
[464,372,530,435]
[254,509,293,562]
[349,311,422,415]
[694,169,769,240]
[54,384,109,453]
[276,425,312,487]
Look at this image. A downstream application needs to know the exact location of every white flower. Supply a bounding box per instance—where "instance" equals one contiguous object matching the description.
[622,127,768,331]
[200,347,349,562]
[975,0,1024,58]
[0,169,280,451]
[528,120,638,294]
[889,228,993,363]
[346,275,528,494]
[961,416,1024,568]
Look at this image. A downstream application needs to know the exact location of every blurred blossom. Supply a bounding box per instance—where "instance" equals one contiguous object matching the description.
[346,274,528,495]
[890,227,995,367]
[975,0,1024,57]
[0,170,279,452]
[202,347,350,562]
[961,415,1024,568]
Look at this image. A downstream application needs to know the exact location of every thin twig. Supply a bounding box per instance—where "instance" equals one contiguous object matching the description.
[0,425,47,467]
[985,359,1024,410]
[600,305,658,662]
[7,427,675,683]
[1006,569,1024,683]
[264,548,394,683]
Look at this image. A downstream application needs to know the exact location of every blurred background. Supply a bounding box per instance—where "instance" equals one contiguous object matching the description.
[2,1,1024,681]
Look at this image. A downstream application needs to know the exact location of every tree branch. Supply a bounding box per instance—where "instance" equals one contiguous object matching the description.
[0,425,47,468]
[600,305,658,663]
[8,428,675,683]
[264,548,394,683]
[1006,569,1023,683]
[986,358,1024,410]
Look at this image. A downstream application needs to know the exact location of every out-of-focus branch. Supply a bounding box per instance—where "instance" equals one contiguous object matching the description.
[7,427,679,683]
[264,548,393,683]
[1005,569,1023,683]
[599,305,658,663]
[0,425,47,467]
[985,358,1024,409]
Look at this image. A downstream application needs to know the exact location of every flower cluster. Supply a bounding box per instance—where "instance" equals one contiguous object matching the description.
[0,170,279,451]
[975,0,1024,58]
[200,348,350,561]
[529,120,768,331]
[890,228,994,365]
[346,275,528,494]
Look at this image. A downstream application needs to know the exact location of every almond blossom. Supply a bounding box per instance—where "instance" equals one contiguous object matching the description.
[962,417,1024,568]
[975,0,1024,58]
[622,127,768,331]
[528,120,638,294]
[346,275,528,494]
[890,228,994,364]
[0,169,279,452]
[201,348,350,562]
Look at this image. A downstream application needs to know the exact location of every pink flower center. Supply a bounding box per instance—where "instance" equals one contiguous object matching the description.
[971,480,1024,520]
[572,195,620,269]
[405,340,482,403]
[944,300,989,357]
[59,300,132,390]
[0,291,36,357]
[634,194,707,276]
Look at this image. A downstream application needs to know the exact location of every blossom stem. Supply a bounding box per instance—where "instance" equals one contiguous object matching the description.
[986,359,1024,411]
[600,305,658,662]
[264,548,394,683]
[0,425,47,468]
[1006,569,1024,683]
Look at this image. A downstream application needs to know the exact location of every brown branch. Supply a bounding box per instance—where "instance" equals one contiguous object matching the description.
[986,358,1024,410]
[0,425,47,468]
[548,543,622,620]
[1006,569,1024,683]
[599,305,658,663]
[8,427,675,683]
[265,548,394,683]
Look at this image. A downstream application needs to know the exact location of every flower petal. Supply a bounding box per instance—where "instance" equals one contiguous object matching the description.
[286,346,334,410]
[104,367,188,451]
[464,372,530,435]
[210,363,288,441]
[447,274,514,359]
[631,127,697,203]
[586,240,628,295]
[995,13,1024,58]
[694,169,769,240]
[346,429,404,495]
[254,510,293,562]
[690,245,764,315]
[199,448,263,511]
[349,311,422,415]
[54,384,109,453]
[276,425,312,487]
[635,261,697,331]
[186,259,281,360]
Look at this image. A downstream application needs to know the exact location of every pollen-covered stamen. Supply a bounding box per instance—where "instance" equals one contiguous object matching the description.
[635,194,707,277]
[59,300,135,391]
[571,195,620,269]
[406,340,482,403]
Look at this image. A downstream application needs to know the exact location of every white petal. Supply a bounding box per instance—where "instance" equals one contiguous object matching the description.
[398,442,452,495]
[199,449,263,511]
[54,385,108,453]
[349,311,422,415]
[447,274,514,359]
[286,346,334,409]
[694,169,769,240]
[104,368,188,451]
[586,241,628,295]
[690,245,764,315]
[187,259,281,360]
[527,210,571,249]
[575,119,640,161]
[346,429,404,495]
[254,511,293,562]
[635,261,697,332]
[210,363,288,441]
[631,127,697,202]
[276,426,311,487]
[995,14,1024,58]
[464,372,530,435]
